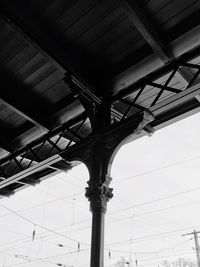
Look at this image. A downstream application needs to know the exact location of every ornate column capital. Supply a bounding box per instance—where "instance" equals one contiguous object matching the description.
[85,177,113,213]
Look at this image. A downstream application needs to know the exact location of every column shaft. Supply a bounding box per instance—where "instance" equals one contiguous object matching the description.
[90,210,105,267]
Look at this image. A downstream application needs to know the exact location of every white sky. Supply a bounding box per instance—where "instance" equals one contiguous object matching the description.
[1,111,200,266]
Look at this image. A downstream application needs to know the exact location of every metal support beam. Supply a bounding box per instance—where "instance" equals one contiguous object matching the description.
[64,74,102,107]
[147,82,182,94]
[118,0,173,63]
[111,47,200,102]
[149,82,200,115]
[0,155,62,189]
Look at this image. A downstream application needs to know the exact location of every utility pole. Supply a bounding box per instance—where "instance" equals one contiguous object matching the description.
[182,230,200,267]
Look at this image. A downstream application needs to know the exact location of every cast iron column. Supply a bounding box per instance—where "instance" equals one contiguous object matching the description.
[85,102,113,267]
[86,176,113,267]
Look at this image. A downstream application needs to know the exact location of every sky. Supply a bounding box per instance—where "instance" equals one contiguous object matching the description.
[1,111,200,266]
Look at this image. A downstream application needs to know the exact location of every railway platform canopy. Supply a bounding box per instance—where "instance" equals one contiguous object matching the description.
[0,1,200,266]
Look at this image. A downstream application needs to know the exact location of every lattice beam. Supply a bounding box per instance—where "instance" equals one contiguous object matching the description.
[111,47,200,124]
[0,112,88,181]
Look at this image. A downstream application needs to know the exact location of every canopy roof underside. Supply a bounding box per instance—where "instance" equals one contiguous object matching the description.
[0,0,200,196]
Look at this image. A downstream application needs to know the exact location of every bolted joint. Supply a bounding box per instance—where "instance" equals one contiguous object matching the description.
[85,182,113,213]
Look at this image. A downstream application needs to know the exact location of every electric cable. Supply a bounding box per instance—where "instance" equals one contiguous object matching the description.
[113,153,200,184]
[0,190,84,221]
[0,202,89,246]
[105,226,200,246]
[108,186,200,216]
[2,196,200,254]
[4,248,89,267]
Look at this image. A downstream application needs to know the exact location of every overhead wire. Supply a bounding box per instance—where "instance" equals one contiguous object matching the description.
[0,196,199,259]
[28,184,88,211]
[2,192,200,254]
[0,189,87,251]
[104,199,200,229]
[25,185,200,238]
[108,186,200,216]
[112,195,185,231]
[2,152,200,224]
[0,216,91,253]
[4,248,89,267]
[1,225,192,264]
[105,225,200,247]
[0,202,89,246]
[0,227,30,237]
[1,156,200,240]
[0,232,84,260]
[54,196,200,237]
[2,153,200,264]
[0,223,196,264]
[105,238,192,257]
[113,153,200,184]
[0,190,84,221]
[2,188,199,253]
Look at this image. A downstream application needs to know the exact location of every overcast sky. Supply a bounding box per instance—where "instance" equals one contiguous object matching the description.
[1,111,200,266]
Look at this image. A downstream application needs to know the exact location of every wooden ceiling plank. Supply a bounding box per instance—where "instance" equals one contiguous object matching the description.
[0,1,100,93]
[0,97,49,132]
[0,135,14,153]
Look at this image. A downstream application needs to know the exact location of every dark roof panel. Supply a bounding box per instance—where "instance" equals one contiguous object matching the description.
[0,0,199,194]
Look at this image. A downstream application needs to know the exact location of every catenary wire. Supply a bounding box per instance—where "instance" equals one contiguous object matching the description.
[0,202,89,246]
